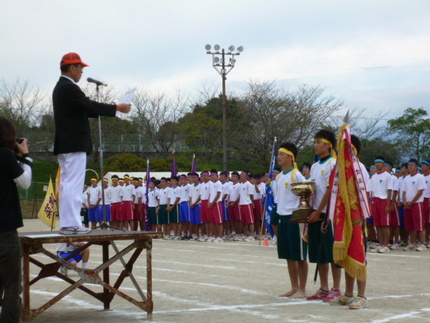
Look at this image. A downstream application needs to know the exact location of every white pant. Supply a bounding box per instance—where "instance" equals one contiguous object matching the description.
[58,152,86,228]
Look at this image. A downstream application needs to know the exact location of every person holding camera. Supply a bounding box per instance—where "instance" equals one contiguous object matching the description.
[0,116,32,323]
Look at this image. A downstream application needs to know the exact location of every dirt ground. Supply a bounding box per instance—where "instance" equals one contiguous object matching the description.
[18,219,430,323]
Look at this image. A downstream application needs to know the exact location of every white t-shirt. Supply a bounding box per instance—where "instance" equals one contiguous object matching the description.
[87,185,101,205]
[156,187,170,205]
[239,181,254,205]
[398,176,405,203]
[221,182,231,200]
[276,169,305,216]
[102,186,111,205]
[110,185,122,203]
[147,188,158,207]
[253,182,266,200]
[423,174,430,198]
[168,186,180,205]
[228,182,241,203]
[121,184,136,202]
[310,156,336,212]
[209,180,222,203]
[135,186,147,204]
[180,184,191,203]
[369,171,392,199]
[189,183,201,204]
[199,181,211,200]
[404,173,426,203]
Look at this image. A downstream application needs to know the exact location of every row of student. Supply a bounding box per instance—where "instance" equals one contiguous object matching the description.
[365,158,430,253]
[79,172,270,243]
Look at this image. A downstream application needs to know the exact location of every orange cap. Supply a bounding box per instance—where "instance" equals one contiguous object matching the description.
[60,52,89,67]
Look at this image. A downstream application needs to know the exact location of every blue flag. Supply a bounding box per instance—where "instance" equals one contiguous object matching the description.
[264,137,277,237]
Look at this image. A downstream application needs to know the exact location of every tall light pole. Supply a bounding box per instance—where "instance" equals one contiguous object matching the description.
[205,44,244,171]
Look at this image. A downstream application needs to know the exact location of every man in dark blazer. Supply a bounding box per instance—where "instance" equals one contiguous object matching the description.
[53,52,131,234]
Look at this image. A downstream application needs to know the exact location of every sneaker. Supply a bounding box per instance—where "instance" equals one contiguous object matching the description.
[348,296,368,310]
[244,236,255,242]
[306,289,329,301]
[163,235,170,240]
[213,237,223,244]
[174,235,181,240]
[198,236,207,242]
[207,237,215,243]
[60,266,68,276]
[403,244,416,251]
[59,226,92,235]
[329,294,354,306]
[322,288,343,302]
[369,242,379,250]
[390,243,399,250]
[377,246,390,254]
[416,244,427,251]
[399,241,409,247]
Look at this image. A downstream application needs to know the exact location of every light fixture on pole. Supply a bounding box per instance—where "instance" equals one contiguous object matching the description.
[205,44,244,171]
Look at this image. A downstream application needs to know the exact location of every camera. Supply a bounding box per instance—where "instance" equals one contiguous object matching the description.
[16,138,24,144]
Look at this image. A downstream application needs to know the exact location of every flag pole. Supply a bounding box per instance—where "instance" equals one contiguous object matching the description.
[259,136,277,246]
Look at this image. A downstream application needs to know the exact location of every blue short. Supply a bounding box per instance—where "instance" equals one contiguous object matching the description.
[89,205,102,222]
[180,201,191,222]
[190,204,202,224]
[398,207,405,228]
[100,205,111,222]
[222,201,230,221]
[58,251,82,264]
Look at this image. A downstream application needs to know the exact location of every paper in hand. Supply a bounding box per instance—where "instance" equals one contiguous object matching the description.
[119,88,136,104]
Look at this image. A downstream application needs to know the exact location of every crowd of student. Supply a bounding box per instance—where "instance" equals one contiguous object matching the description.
[80,171,269,244]
[79,129,430,311]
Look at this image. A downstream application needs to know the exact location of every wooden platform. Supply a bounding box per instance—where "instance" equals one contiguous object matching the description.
[18,230,163,321]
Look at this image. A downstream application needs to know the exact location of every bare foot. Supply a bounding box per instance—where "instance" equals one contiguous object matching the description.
[279,290,297,297]
[289,291,307,298]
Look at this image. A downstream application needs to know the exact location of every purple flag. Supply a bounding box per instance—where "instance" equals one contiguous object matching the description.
[192,154,197,172]
[145,159,151,231]
[171,151,178,177]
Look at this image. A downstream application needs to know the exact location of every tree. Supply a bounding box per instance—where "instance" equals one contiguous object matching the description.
[0,79,48,130]
[130,88,188,153]
[387,108,430,161]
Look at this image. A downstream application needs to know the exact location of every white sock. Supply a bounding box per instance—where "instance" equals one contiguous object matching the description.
[82,262,88,269]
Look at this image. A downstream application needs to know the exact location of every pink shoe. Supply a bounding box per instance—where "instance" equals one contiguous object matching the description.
[306,289,329,301]
[322,288,343,302]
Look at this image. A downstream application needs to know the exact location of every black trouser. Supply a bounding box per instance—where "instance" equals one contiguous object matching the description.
[0,230,22,323]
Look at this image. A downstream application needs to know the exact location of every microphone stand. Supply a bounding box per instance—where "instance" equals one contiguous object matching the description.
[93,83,125,232]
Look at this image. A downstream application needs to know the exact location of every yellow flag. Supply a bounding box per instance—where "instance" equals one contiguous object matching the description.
[38,178,58,229]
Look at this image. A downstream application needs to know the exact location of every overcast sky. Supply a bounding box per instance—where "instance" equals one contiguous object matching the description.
[1,0,429,121]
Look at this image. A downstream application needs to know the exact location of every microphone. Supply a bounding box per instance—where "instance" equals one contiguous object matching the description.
[87,77,108,86]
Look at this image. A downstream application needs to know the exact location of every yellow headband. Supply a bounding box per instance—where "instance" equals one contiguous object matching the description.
[91,178,97,181]
[278,148,298,169]
[315,137,337,159]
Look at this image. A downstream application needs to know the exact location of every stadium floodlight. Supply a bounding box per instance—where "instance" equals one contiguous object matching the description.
[204,43,243,170]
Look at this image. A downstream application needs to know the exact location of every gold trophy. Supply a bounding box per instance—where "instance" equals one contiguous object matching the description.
[288,181,316,223]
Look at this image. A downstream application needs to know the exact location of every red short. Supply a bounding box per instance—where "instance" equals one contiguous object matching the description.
[404,202,425,232]
[111,202,122,221]
[240,204,254,225]
[253,199,263,221]
[133,204,143,221]
[423,198,430,224]
[371,197,389,226]
[121,201,133,220]
[209,202,223,224]
[200,200,210,222]
[229,204,241,221]
[389,205,400,227]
